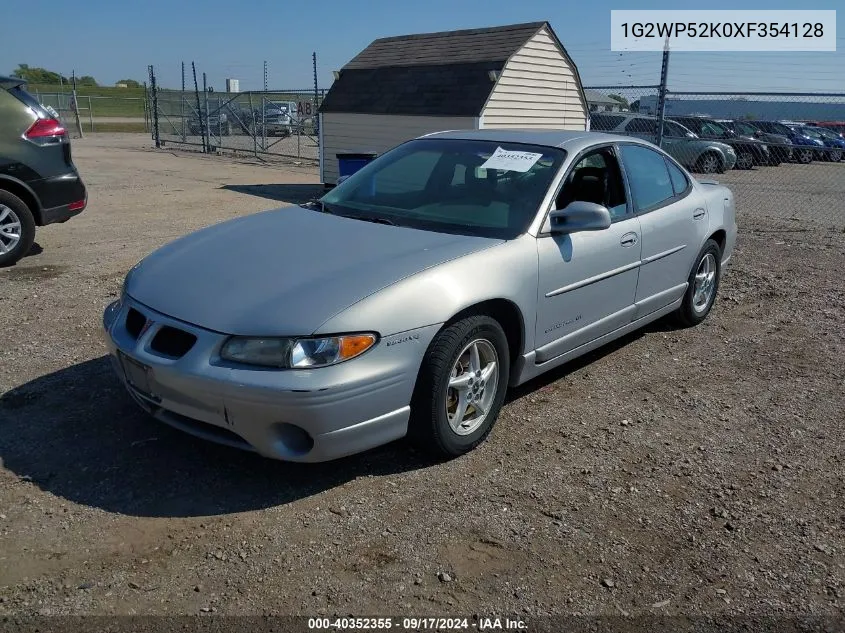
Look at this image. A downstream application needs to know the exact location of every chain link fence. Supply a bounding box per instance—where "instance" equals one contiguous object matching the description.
[585,86,845,226]
[152,88,324,163]
[32,91,149,134]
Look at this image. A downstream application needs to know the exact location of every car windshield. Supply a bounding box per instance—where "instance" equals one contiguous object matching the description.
[320,138,566,239]
[700,120,733,137]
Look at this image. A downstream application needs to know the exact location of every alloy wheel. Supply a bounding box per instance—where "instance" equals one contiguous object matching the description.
[692,253,717,314]
[445,339,499,436]
[0,204,22,255]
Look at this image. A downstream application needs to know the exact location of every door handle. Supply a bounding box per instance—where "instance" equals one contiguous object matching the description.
[620,232,638,247]
[693,208,706,220]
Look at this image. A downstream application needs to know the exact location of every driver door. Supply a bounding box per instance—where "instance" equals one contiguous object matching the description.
[534,145,642,363]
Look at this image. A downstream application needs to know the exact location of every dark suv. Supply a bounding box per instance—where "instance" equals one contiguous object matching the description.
[671,116,770,170]
[0,76,86,266]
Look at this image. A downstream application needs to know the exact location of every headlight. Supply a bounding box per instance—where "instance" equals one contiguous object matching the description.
[727,147,736,155]
[761,145,769,152]
[220,334,377,369]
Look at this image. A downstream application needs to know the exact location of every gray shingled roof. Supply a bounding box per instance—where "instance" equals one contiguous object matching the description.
[320,22,550,116]
[343,22,546,69]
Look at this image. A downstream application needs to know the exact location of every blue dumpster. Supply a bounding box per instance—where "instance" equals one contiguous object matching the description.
[336,152,377,179]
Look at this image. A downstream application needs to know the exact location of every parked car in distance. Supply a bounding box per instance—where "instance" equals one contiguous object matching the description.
[187,103,252,137]
[716,119,792,164]
[104,130,736,462]
[790,125,845,162]
[810,121,845,136]
[671,116,770,169]
[590,113,736,174]
[750,120,823,164]
[0,76,87,266]
[254,101,298,136]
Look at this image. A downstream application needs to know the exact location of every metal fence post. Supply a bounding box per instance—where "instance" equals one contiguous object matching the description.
[191,63,205,153]
[148,65,160,148]
[203,73,210,151]
[655,37,671,148]
[87,96,94,132]
[247,92,257,158]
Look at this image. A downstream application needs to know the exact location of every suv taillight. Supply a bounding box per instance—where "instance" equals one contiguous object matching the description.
[25,118,67,141]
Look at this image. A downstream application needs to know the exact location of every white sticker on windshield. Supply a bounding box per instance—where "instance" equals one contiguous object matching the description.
[479,146,544,173]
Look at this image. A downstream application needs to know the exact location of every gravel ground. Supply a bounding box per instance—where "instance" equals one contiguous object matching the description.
[0,135,844,623]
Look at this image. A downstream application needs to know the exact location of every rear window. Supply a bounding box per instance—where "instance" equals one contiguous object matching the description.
[624,117,658,134]
[5,84,51,118]
[590,114,625,131]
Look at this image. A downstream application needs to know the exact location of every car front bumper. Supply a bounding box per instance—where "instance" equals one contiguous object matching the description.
[103,296,440,462]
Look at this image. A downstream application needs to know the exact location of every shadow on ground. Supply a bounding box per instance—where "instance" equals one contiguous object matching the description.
[0,356,433,519]
[0,317,680,519]
[221,183,324,205]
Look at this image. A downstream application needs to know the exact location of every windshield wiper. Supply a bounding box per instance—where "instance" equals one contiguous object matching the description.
[304,199,336,215]
[341,214,396,226]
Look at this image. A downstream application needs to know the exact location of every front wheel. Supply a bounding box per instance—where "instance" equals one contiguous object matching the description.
[696,152,722,174]
[410,315,510,458]
[797,149,813,164]
[675,239,722,328]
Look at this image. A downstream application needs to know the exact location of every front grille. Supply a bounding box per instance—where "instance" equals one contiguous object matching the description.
[150,326,197,358]
[125,308,147,339]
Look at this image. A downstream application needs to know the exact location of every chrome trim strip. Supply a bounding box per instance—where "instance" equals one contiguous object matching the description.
[641,244,687,265]
[545,260,641,298]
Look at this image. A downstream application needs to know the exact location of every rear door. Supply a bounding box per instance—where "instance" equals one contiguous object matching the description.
[618,143,707,319]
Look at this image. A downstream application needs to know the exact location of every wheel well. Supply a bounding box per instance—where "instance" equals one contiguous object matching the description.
[445,299,525,371]
[709,229,727,254]
[0,179,41,225]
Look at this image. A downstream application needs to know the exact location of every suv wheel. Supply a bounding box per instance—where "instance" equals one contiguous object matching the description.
[0,190,36,267]
[735,151,754,170]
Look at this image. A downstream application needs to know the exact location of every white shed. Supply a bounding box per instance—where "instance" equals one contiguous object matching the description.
[318,21,588,185]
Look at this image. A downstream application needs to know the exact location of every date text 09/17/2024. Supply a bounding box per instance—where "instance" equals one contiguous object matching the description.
[307,617,528,630]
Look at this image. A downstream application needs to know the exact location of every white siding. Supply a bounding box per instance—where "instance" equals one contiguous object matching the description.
[320,113,477,184]
[480,26,587,130]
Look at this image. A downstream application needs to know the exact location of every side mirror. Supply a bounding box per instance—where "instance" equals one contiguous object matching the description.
[549,201,612,234]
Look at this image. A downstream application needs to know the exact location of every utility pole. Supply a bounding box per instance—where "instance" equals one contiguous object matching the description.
[70,70,84,139]
[655,36,671,148]
[263,60,268,93]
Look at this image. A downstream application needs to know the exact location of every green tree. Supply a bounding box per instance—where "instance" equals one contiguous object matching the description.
[117,79,141,88]
[76,75,98,87]
[11,63,68,84]
[607,93,630,109]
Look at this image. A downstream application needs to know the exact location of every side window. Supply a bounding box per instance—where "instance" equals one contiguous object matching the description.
[625,118,657,134]
[619,145,675,213]
[371,150,440,195]
[591,114,624,131]
[556,148,628,221]
[665,158,690,196]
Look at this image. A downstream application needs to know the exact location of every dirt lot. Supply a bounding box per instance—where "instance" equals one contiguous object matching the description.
[1,134,844,623]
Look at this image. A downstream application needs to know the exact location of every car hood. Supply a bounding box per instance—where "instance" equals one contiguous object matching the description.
[125,206,502,335]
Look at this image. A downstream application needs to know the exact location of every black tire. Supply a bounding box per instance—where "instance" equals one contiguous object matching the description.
[735,151,754,170]
[0,189,36,267]
[797,149,813,164]
[695,152,723,174]
[675,239,722,328]
[409,315,510,458]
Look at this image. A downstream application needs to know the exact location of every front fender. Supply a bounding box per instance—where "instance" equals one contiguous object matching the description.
[315,235,540,354]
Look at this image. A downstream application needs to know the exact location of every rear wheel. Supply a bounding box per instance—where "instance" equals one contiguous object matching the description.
[0,190,36,267]
[827,149,842,162]
[735,151,754,170]
[675,239,722,327]
[410,315,510,458]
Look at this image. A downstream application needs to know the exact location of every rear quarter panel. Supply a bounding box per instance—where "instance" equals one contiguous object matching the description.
[698,181,737,264]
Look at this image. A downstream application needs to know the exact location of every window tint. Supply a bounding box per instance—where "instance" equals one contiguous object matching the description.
[665,159,689,196]
[372,150,440,194]
[663,121,689,137]
[556,148,628,221]
[8,85,51,118]
[735,121,758,135]
[674,119,701,134]
[625,117,658,134]
[590,114,625,130]
[619,145,675,212]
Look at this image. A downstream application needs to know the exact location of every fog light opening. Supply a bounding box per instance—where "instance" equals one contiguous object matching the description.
[274,423,314,457]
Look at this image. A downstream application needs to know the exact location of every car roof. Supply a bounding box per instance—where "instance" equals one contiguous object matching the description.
[0,75,26,90]
[419,129,637,151]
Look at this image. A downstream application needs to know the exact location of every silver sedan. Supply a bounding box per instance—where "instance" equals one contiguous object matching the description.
[103,130,737,462]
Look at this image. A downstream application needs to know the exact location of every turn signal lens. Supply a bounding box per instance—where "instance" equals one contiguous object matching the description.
[339,334,377,360]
